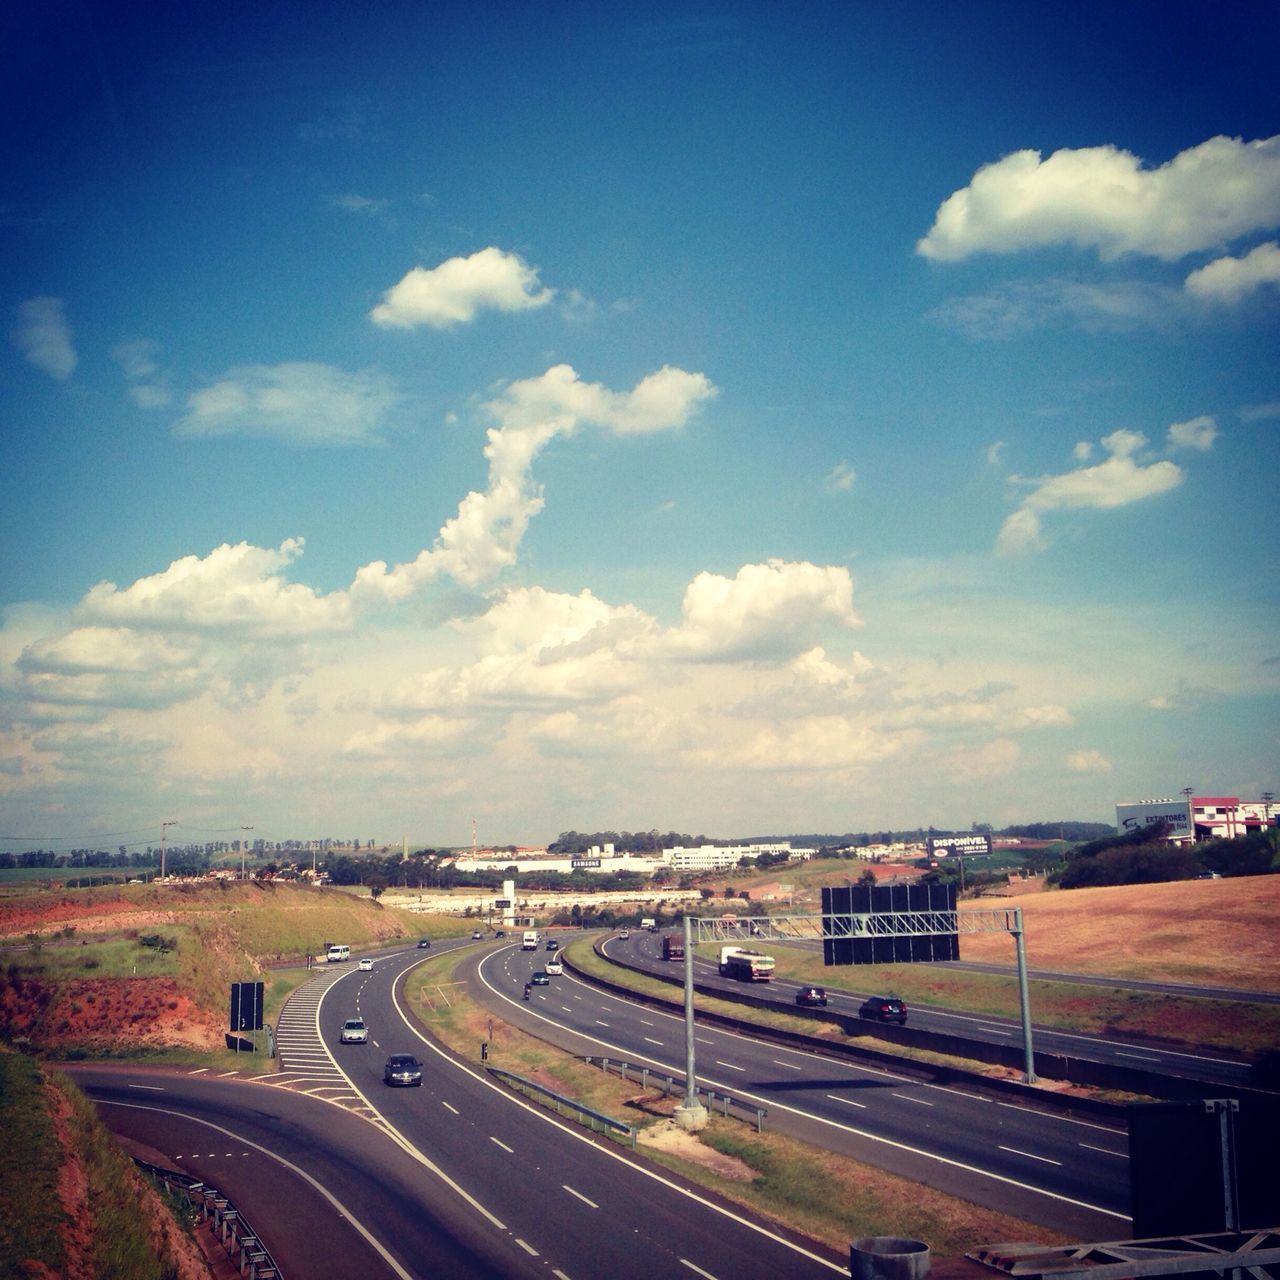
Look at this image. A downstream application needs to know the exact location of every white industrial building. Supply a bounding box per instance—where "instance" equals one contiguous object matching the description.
[659,842,816,873]
[1116,796,1276,844]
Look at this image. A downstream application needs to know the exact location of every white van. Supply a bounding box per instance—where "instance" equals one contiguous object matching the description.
[521,930,539,951]
[326,944,350,963]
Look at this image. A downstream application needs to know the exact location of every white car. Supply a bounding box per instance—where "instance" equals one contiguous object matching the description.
[545,956,563,975]
[358,958,373,971]
[340,1018,369,1044]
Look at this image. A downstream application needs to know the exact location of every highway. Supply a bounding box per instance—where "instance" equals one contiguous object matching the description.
[615,930,1258,1090]
[75,940,848,1280]
[475,936,1131,1239]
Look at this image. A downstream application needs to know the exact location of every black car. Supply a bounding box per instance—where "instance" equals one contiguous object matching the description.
[384,1054,423,1086]
[494,929,506,937]
[795,985,827,1007]
[530,970,551,985]
[545,938,559,951]
[858,995,907,1024]
[416,938,431,949]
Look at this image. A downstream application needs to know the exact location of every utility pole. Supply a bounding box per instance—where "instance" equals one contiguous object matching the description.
[241,826,253,880]
[1182,786,1195,843]
[160,820,178,881]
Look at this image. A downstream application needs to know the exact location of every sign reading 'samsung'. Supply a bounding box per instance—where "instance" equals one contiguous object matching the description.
[1115,800,1192,838]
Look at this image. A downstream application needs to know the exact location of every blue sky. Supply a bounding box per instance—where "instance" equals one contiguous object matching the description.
[3,1,1278,849]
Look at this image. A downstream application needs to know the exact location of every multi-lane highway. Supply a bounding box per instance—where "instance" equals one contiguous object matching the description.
[75,940,848,1280]
[474,937,1131,1240]
[612,929,1257,1090]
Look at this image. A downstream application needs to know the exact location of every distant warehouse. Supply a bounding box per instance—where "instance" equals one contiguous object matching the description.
[1116,796,1276,844]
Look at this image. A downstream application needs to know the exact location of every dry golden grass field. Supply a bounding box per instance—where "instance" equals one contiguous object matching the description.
[958,875,1280,991]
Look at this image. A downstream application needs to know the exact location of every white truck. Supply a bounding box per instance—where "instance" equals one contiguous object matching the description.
[326,943,350,963]
[521,930,539,951]
[719,945,775,982]
[640,917,657,931]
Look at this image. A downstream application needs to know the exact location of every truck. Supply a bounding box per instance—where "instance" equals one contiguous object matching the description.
[640,917,657,932]
[661,934,685,961]
[326,944,350,963]
[521,930,539,951]
[719,945,775,982]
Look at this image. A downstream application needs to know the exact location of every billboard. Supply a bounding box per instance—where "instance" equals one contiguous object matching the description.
[229,981,264,1032]
[1115,800,1191,839]
[926,834,992,858]
[821,882,959,966]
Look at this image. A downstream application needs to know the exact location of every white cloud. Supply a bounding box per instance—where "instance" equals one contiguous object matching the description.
[662,559,859,662]
[1066,749,1112,773]
[113,338,172,408]
[370,246,555,329]
[352,364,715,600]
[328,193,389,216]
[985,442,1005,467]
[1073,441,1094,461]
[13,296,76,380]
[944,737,1020,784]
[175,363,399,444]
[997,429,1183,554]
[1185,241,1280,304]
[918,134,1280,262]
[1167,415,1218,452]
[824,461,856,493]
[1239,401,1280,423]
[77,539,354,638]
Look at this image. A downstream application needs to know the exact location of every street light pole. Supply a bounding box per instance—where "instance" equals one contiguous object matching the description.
[160,820,178,881]
[241,826,253,880]
[1182,786,1195,843]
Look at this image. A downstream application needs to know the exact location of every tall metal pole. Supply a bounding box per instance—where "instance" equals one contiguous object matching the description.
[241,825,253,880]
[1012,906,1037,1084]
[675,912,708,1129]
[160,820,178,881]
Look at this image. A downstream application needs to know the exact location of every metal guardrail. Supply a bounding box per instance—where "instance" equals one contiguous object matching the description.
[488,1065,637,1147]
[581,1055,768,1133]
[133,1157,283,1279]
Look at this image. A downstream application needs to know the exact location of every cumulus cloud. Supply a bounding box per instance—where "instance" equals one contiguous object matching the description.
[824,461,856,493]
[352,364,715,600]
[663,559,859,662]
[1066,749,1112,773]
[997,428,1184,554]
[174,363,399,444]
[370,247,555,329]
[13,296,76,380]
[1167,415,1218,452]
[918,134,1280,262]
[1185,241,1280,304]
[77,539,354,638]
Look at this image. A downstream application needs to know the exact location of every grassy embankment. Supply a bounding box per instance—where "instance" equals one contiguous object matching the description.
[402,939,1071,1258]
[0,1049,199,1278]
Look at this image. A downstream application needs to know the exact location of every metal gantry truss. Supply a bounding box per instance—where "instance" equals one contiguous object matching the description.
[674,905,1038,1122]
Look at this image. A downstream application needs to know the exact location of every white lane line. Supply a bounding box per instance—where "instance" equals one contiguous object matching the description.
[594,1020,610,1028]
[563,1184,599,1208]
[644,1037,663,1046]
[680,1260,719,1279]
[1080,1142,1127,1158]
[562,1006,574,1013]
[999,1145,1062,1166]
[772,1060,802,1071]
[187,1068,209,1075]
[640,1019,655,1027]
[892,1094,934,1107]
[826,1094,867,1109]
[127,1084,165,1091]
[714,1060,745,1072]
[1117,1051,1161,1062]
[976,1024,1012,1034]
[441,1101,459,1115]
[515,1238,539,1257]
[490,1137,514,1154]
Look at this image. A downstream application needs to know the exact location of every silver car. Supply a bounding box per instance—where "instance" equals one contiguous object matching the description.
[340,1018,369,1044]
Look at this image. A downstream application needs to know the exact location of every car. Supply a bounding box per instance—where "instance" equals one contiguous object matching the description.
[357,957,373,971]
[530,970,551,985]
[619,929,630,940]
[340,1018,369,1044]
[471,929,484,939]
[545,938,559,951]
[416,938,431,949]
[494,929,506,938]
[544,957,563,975]
[858,995,908,1024]
[795,985,827,1007]
[384,1054,422,1086]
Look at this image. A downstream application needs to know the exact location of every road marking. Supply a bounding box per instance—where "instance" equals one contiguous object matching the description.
[515,1238,539,1257]
[640,1019,655,1027]
[441,1101,459,1114]
[490,1137,514,1154]
[127,1084,165,1091]
[594,1020,610,1028]
[976,1024,1012,1035]
[563,1184,598,1208]
[1080,1142,1127,1158]
[644,1037,663,1046]
[1117,1051,1161,1062]
[826,1094,867,1109]
[714,1060,745,1072]
[999,1145,1062,1166]
[892,1094,934,1107]
[772,1060,802,1071]
[187,1068,208,1075]
[680,1260,719,1279]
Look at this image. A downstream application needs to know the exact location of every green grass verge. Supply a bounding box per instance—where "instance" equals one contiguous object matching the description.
[401,942,1070,1257]
[0,1052,65,1276]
